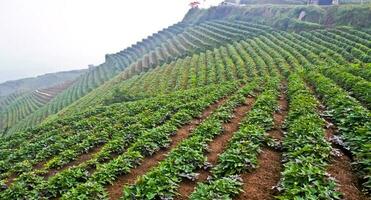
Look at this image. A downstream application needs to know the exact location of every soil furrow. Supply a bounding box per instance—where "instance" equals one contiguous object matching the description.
[5,145,103,187]
[322,110,369,200]
[4,174,17,187]
[236,83,287,200]
[44,145,103,178]
[176,96,256,200]
[310,84,368,200]
[106,97,229,200]
[5,97,227,187]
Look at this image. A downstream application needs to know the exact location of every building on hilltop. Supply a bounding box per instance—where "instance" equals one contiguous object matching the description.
[220,0,242,6]
[189,1,201,8]
[307,0,338,5]
[88,65,96,70]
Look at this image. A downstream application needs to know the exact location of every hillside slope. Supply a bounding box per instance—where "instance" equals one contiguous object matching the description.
[2,22,188,134]
[5,4,370,135]
[54,20,274,117]
[0,14,370,199]
[6,20,274,133]
[0,81,77,131]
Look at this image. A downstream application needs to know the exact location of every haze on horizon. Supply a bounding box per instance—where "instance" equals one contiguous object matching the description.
[0,0,223,83]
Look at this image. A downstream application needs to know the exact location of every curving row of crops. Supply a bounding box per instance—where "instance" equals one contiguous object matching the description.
[0,20,370,199]
[5,20,273,134]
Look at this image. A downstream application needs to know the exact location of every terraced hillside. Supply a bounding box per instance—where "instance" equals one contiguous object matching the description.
[0,92,25,110]
[0,81,77,132]
[0,11,370,199]
[0,22,186,133]
[6,4,369,135]
[55,20,274,116]
[6,20,274,133]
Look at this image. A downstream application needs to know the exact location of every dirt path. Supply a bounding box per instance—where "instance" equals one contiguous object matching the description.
[236,83,288,200]
[176,95,257,200]
[322,110,369,200]
[106,97,229,200]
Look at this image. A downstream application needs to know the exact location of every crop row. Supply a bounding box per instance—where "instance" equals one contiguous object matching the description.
[121,20,272,80]
[45,24,370,135]
[0,83,236,180]
[0,82,239,199]
[65,38,268,109]
[244,27,370,197]
[320,66,370,108]
[5,22,188,134]
[190,75,280,199]
[255,29,370,194]
[307,30,370,63]
[277,73,340,199]
[1,21,370,199]
[110,37,274,98]
[334,28,371,49]
[65,27,370,144]
[6,20,271,134]
[66,21,270,115]
[120,40,285,199]
[260,28,370,194]
[266,31,370,111]
[306,71,371,193]
[120,80,261,200]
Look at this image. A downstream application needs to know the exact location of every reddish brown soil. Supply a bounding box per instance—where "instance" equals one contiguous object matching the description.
[6,158,48,186]
[5,145,102,187]
[236,83,288,200]
[4,173,17,187]
[106,97,228,200]
[324,120,369,200]
[44,145,103,178]
[176,97,256,200]
[34,161,47,170]
[328,151,370,200]
[237,148,282,200]
[309,83,369,200]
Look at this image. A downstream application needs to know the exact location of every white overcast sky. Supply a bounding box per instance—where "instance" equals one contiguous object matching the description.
[0,0,223,83]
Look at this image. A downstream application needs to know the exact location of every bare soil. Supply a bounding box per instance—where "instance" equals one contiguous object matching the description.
[4,173,17,187]
[237,148,282,200]
[44,145,103,178]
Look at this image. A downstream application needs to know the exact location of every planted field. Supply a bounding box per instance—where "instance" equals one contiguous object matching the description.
[0,17,370,200]
[6,20,273,134]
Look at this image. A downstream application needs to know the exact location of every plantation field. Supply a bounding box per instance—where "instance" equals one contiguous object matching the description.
[4,20,274,134]
[0,15,371,199]
[0,4,370,200]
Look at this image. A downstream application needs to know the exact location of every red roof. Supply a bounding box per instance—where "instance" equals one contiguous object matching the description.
[190,1,200,8]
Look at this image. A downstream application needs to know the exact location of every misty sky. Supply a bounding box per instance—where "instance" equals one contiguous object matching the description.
[0,0,223,83]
